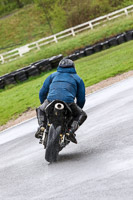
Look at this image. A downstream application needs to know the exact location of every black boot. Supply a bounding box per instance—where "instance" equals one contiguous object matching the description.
[36,108,46,127]
[35,126,45,139]
[35,107,46,139]
[66,121,79,144]
[66,132,77,144]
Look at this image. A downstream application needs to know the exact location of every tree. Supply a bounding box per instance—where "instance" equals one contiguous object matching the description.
[34,0,55,35]
[49,0,67,32]
[16,0,23,8]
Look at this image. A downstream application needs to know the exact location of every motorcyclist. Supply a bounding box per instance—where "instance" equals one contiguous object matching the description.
[35,58,87,143]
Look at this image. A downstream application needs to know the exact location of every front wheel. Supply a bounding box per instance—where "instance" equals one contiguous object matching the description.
[45,124,61,163]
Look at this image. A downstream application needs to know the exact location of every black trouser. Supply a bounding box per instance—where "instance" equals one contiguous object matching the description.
[36,99,87,129]
[36,99,50,128]
[69,102,87,126]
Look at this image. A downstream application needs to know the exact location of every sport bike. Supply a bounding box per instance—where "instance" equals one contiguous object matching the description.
[39,100,74,163]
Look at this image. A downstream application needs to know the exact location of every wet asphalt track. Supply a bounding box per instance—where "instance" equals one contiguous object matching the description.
[0,77,133,200]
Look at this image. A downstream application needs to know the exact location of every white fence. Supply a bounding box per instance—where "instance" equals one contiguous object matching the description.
[0,4,133,64]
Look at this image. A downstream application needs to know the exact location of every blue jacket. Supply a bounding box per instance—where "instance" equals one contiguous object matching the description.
[39,67,85,108]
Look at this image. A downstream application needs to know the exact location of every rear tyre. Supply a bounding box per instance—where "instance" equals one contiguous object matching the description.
[45,125,61,163]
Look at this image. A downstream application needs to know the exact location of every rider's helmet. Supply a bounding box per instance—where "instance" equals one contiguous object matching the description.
[59,58,75,68]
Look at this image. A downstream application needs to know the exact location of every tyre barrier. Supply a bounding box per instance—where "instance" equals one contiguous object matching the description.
[117,33,126,44]
[66,54,79,61]
[25,65,40,77]
[34,59,52,73]
[108,37,118,47]
[1,29,133,90]
[93,43,103,53]
[10,66,30,82]
[49,54,63,68]
[72,30,133,58]
[3,74,16,86]
[101,41,110,50]
[0,54,63,89]
[0,78,5,89]
[84,47,94,56]
[13,70,28,82]
[74,50,85,59]
[124,30,133,41]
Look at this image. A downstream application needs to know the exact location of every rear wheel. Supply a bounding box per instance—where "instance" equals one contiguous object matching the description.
[45,124,61,163]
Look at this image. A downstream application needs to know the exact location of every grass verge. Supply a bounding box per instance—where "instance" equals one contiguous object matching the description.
[0,40,133,126]
[0,13,133,76]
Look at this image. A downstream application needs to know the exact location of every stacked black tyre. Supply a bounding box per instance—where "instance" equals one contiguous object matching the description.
[2,74,16,86]
[35,59,52,73]
[0,78,5,89]
[49,54,63,68]
[124,30,133,41]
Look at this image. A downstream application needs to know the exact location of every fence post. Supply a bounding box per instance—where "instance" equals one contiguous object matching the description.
[36,42,40,50]
[124,8,128,16]
[71,28,75,36]
[89,22,93,30]
[54,35,58,43]
[18,49,22,57]
[0,55,4,64]
[106,15,110,21]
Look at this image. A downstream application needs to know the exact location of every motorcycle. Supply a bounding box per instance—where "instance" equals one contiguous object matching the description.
[39,100,74,163]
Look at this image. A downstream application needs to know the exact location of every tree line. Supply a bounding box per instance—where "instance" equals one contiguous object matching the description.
[0,0,132,34]
[34,0,132,34]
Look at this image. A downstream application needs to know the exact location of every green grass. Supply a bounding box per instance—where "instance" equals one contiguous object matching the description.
[0,4,50,52]
[0,13,133,76]
[0,1,132,53]
[0,40,133,126]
